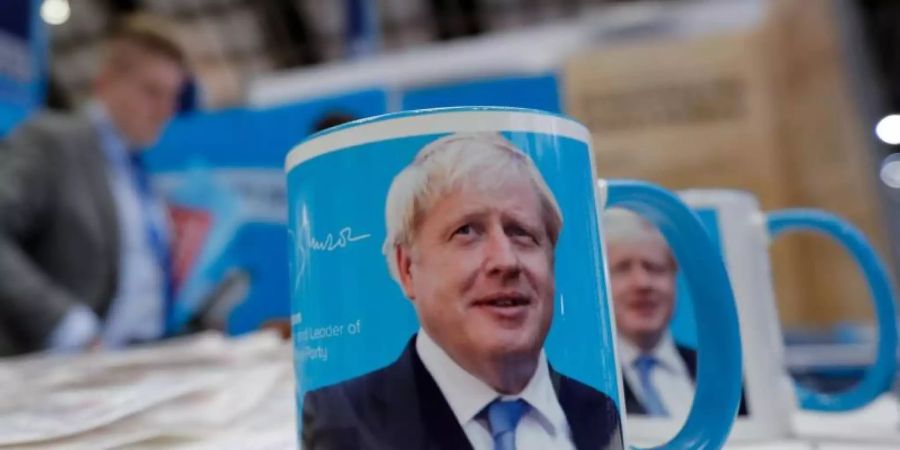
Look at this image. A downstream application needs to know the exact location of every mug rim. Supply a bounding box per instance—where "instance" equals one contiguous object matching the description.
[285,106,590,172]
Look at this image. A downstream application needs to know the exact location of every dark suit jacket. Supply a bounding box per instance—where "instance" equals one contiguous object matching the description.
[622,344,748,416]
[303,337,624,450]
[0,112,120,355]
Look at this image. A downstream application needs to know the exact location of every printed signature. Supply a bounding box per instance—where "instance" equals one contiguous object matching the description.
[308,227,371,252]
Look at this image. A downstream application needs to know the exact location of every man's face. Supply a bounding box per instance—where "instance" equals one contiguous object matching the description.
[397,177,555,370]
[607,237,677,348]
[97,51,185,148]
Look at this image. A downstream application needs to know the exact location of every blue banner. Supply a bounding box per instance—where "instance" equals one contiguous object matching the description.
[0,0,46,136]
[145,89,388,334]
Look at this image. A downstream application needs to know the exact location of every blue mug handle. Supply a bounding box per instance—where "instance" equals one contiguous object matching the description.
[606,180,743,450]
[766,209,899,411]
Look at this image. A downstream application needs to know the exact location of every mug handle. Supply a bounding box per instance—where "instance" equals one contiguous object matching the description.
[605,180,743,450]
[766,209,899,411]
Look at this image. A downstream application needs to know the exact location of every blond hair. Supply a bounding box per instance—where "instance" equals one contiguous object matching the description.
[603,208,676,268]
[102,13,188,73]
[383,132,563,282]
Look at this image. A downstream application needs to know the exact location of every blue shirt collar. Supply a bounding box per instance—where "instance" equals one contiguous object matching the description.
[86,100,137,168]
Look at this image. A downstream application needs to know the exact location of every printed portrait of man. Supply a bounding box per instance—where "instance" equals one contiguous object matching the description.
[604,208,747,420]
[301,132,623,450]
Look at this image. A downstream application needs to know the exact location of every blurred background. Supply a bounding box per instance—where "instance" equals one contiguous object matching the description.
[2,0,900,391]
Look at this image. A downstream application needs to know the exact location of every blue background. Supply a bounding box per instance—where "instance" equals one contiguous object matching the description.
[0,0,47,136]
[147,88,389,170]
[287,130,620,412]
[145,89,389,333]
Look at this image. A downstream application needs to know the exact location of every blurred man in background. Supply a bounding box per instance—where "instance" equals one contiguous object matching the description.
[603,209,696,420]
[0,14,188,355]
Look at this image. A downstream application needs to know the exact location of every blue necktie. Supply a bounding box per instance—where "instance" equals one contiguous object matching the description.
[129,155,175,336]
[634,355,669,417]
[486,399,529,450]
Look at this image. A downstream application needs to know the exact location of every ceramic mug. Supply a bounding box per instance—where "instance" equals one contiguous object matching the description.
[285,107,743,449]
[625,189,898,444]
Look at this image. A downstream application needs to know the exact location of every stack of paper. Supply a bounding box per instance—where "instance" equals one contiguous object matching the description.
[0,331,296,450]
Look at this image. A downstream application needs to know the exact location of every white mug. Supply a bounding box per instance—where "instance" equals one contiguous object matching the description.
[629,189,899,444]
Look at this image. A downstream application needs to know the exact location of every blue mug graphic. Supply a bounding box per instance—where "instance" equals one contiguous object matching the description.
[766,209,898,411]
[285,107,742,449]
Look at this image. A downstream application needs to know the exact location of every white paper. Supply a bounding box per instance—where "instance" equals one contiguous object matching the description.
[0,330,292,448]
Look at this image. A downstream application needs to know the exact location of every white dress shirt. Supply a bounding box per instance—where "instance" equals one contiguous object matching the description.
[46,102,168,351]
[416,330,576,450]
[618,333,695,422]
[92,102,169,347]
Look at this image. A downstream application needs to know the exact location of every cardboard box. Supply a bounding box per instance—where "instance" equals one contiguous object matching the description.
[563,0,890,329]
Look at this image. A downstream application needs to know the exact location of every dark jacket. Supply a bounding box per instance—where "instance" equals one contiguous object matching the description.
[0,113,120,354]
[302,336,624,450]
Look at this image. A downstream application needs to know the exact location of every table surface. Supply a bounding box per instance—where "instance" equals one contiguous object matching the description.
[0,332,897,449]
